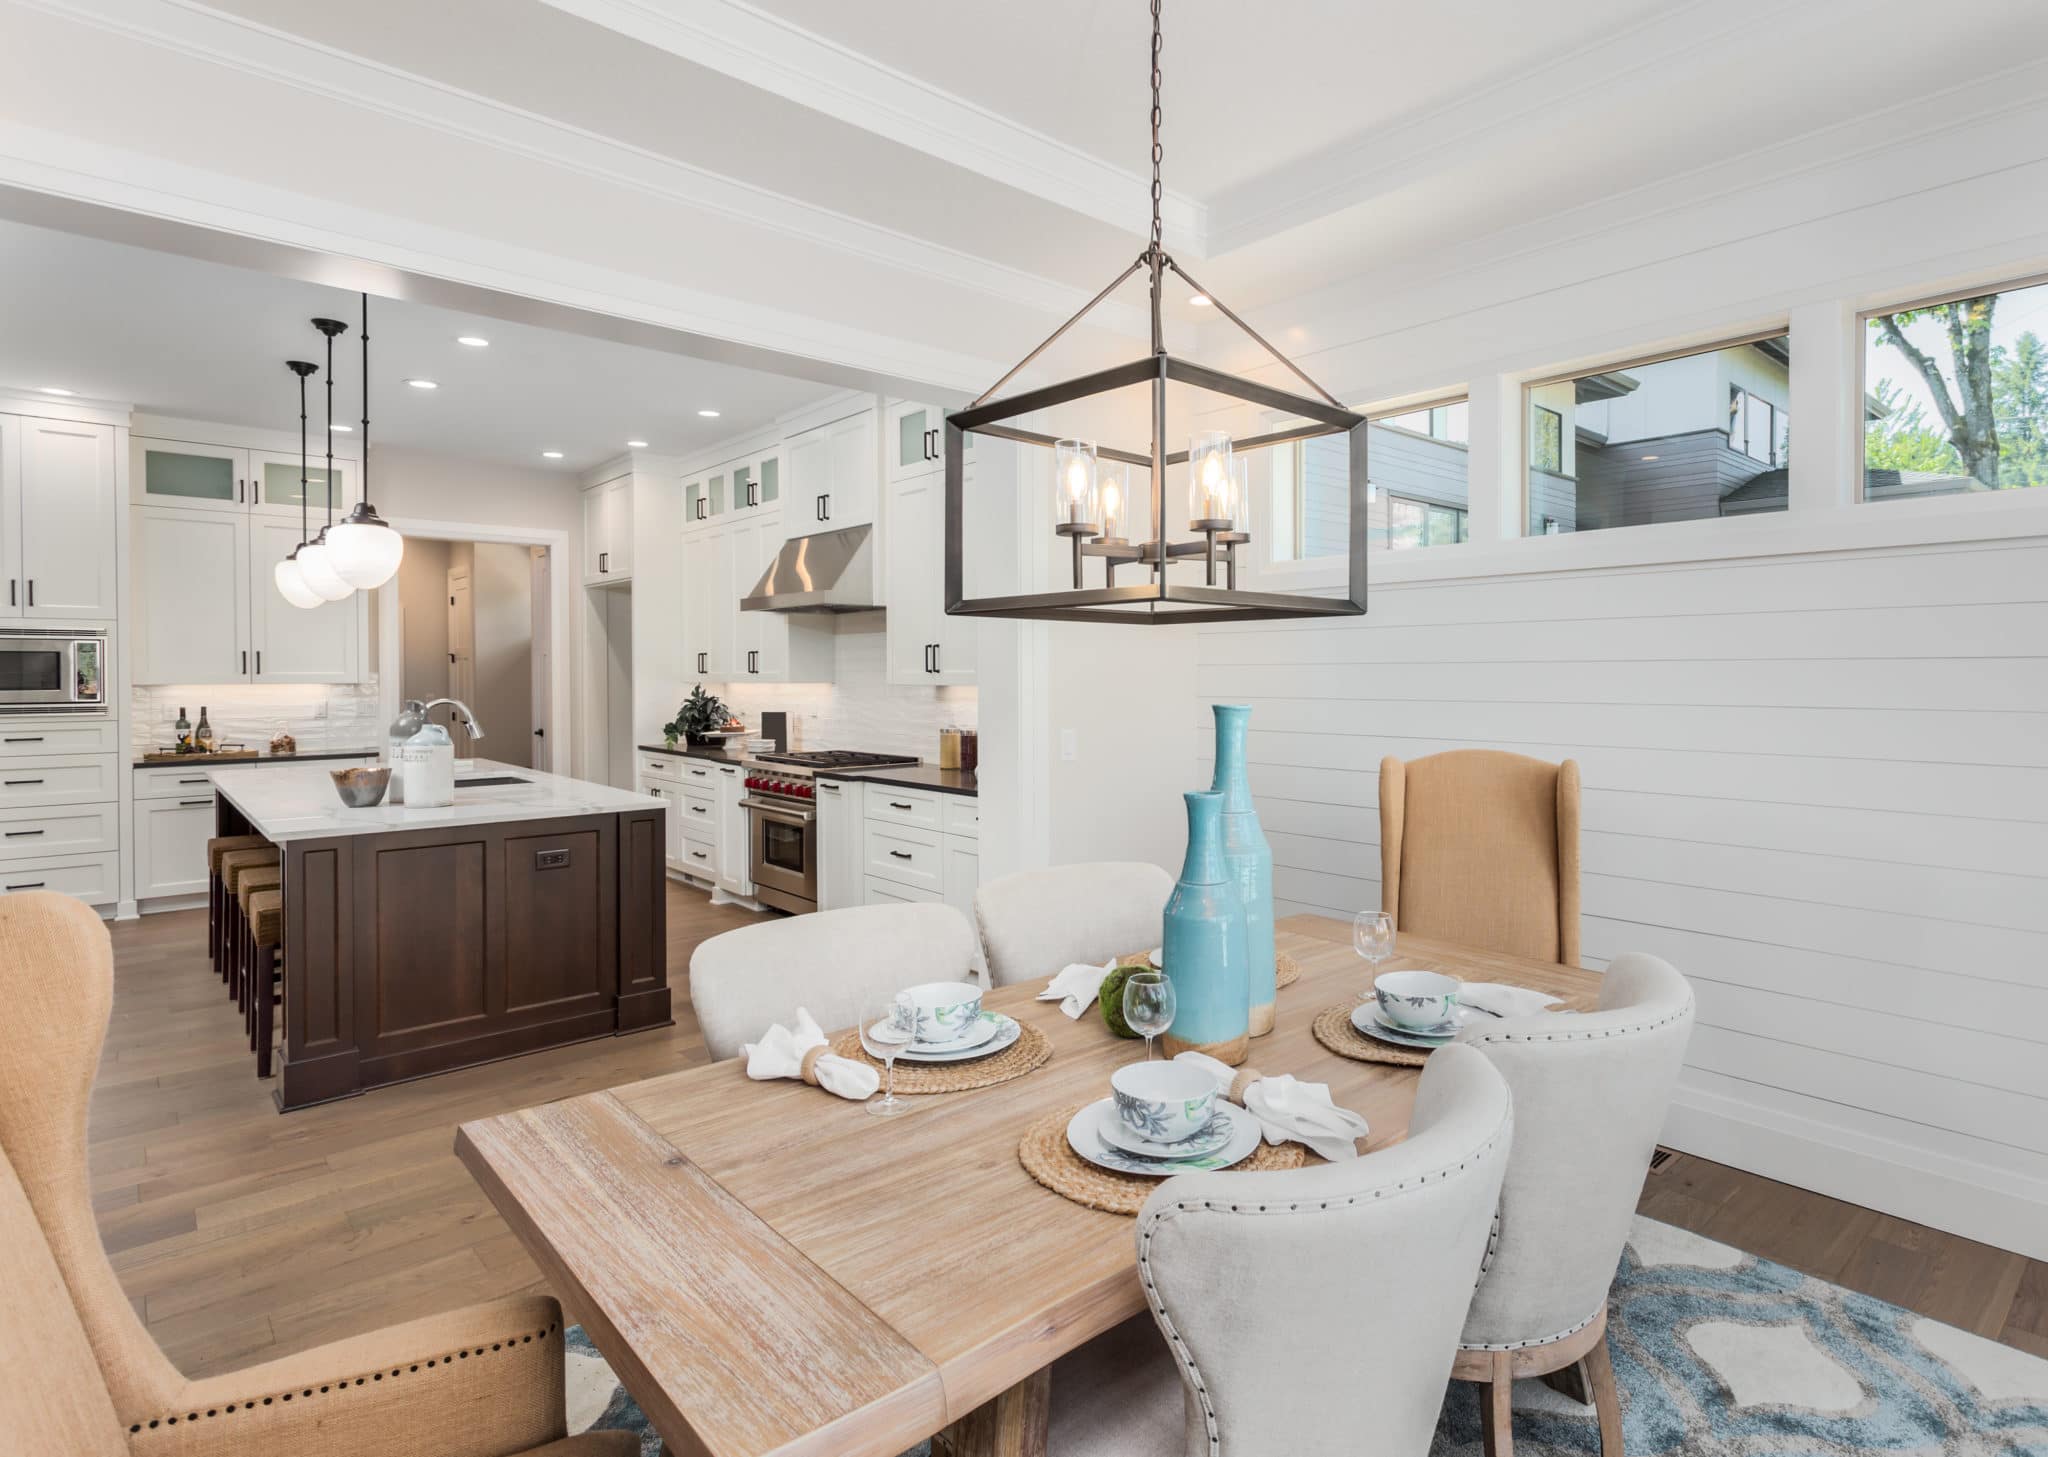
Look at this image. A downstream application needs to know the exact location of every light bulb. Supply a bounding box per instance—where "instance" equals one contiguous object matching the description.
[274,555,324,609]
[1065,460,1090,501]
[1102,481,1121,516]
[294,537,353,601]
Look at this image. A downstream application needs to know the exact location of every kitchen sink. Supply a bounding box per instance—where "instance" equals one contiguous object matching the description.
[454,775,528,787]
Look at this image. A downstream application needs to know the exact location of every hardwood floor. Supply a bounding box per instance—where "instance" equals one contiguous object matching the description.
[87,890,2047,1380]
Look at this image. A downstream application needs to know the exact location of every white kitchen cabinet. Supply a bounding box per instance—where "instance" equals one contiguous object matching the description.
[0,755,120,810]
[943,839,980,922]
[785,409,877,533]
[639,777,685,874]
[884,400,974,486]
[815,775,863,912]
[249,450,356,519]
[11,418,118,621]
[247,518,361,682]
[883,466,977,685]
[132,794,218,900]
[726,515,833,684]
[682,528,732,678]
[133,506,249,684]
[714,762,752,896]
[583,472,633,585]
[0,801,119,862]
[857,783,980,913]
[0,852,118,905]
[132,437,250,512]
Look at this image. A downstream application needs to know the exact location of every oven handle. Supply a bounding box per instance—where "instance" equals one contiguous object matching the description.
[741,797,815,824]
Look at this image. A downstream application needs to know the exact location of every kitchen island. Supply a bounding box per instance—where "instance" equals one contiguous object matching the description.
[212,759,669,1112]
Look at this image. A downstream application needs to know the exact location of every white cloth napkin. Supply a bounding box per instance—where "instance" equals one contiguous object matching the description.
[743,1007,881,1101]
[1039,958,1117,1019]
[1174,1051,1372,1161]
[1456,983,1564,1020]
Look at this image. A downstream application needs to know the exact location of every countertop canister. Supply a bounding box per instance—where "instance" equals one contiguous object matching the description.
[1160,789,1251,1066]
[1212,703,1276,1037]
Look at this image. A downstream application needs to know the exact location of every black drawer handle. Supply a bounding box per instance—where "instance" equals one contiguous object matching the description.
[690,850,707,860]
[3,736,44,743]
[5,779,45,787]
[888,849,913,860]
[888,801,913,810]
[4,829,44,838]
[179,777,209,784]
[179,798,213,807]
[6,881,46,890]
[691,805,707,814]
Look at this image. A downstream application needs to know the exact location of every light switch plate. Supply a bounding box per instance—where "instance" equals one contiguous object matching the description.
[1059,728,1078,761]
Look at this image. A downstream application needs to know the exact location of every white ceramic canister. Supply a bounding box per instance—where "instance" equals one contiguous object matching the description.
[385,698,427,805]
[395,723,455,808]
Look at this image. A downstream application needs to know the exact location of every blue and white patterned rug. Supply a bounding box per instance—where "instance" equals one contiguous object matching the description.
[564,1216,2048,1455]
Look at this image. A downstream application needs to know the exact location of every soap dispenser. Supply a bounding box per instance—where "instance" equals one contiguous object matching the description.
[386,699,426,805]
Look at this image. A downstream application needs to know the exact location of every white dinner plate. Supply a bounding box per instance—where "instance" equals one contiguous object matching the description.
[1098,1102,1236,1160]
[1147,947,1164,968]
[1065,1098,1262,1176]
[895,1013,1021,1063]
[906,1010,1002,1055]
[1350,1003,1458,1049]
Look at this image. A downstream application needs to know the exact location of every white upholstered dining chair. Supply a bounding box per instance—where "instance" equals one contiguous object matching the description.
[687,902,979,1060]
[1451,951,1695,1456]
[1049,1043,1515,1456]
[974,861,1174,988]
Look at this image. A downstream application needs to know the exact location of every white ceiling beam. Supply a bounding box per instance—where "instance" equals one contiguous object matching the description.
[539,0,1208,254]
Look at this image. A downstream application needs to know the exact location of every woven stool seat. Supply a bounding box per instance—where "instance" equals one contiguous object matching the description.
[245,888,285,948]
[238,863,282,913]
[207,834,269,875]
[220,846,279,894]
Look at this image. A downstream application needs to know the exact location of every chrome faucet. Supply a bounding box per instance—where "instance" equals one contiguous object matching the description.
[418,697,486,743]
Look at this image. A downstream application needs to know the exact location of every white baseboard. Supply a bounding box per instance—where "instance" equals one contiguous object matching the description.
[1662,1081,2048,1261]
[113,898,138,921]
[138,894,205,915]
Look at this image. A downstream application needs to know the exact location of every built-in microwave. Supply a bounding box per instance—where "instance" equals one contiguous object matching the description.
[0,628,109,712]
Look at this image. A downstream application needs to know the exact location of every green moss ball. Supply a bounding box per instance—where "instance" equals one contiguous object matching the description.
[1099,961,1144,1038]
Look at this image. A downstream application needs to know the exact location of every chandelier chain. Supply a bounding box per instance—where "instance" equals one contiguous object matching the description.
[1149,0,1163,253]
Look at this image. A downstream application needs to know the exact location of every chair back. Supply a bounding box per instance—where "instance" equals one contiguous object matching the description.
[1136,1044,1513,1456]
[974,861,1172,988]
[0,893,188,1419]
[1457,952,1694,1349]
[688,902,978,1061]
[0,1140,126,1454]
[1380,750,1580,964]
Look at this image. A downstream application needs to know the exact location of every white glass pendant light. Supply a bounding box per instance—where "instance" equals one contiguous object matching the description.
[274,552,322,609]
[279,359,332,609]
[297,317,354,604]
[294,532,352,601]
[325,293,405,590]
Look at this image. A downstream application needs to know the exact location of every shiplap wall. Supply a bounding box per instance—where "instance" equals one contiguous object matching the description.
[1195,533,2048,1254]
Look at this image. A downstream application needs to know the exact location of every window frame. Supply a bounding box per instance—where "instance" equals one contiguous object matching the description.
[1855,268,2048,504]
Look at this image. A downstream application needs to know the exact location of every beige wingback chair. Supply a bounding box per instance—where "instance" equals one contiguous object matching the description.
[688,902,979,1061]
[1049,1044,1515,1456]
[0,891,636,1457]
[1380,750,1582,965]
[975,862,1174,988]
[1451,951,1695,1456]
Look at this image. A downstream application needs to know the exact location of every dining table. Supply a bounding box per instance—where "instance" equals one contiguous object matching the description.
[453,913,1603,1457]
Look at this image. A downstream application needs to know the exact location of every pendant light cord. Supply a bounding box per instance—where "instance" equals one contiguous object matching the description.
[1149,0,1164,256]
[361,293,370,500]
[298,369,310,546]
[323,327,335,531]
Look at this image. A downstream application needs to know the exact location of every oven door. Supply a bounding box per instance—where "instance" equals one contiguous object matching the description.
[746,799,817,912]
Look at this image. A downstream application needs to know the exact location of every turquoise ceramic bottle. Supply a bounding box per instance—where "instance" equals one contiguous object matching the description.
[1212,704,1277,1037]
[1160,789,1251,1066]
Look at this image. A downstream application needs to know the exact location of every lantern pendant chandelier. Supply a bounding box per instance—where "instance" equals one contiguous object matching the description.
[944,0,1367,624]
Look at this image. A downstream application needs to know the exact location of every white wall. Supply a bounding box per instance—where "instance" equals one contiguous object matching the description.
[470,541,534,766]
[395,535,452,706]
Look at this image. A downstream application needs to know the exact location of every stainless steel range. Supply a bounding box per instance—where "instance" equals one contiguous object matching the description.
[741,750,919,915]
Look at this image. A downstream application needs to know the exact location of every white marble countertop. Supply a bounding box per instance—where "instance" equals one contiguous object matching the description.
[209,758,657,842]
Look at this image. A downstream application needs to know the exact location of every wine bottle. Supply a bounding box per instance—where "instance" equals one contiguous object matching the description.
[196,706,214,754]
[174,707,192,754]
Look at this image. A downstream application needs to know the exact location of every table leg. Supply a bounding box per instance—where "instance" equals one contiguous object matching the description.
[934,1367,1052,1457]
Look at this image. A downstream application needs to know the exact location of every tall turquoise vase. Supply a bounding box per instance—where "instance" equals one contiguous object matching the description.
[1160,789,1251,1066]
[1211,704,1277,1037]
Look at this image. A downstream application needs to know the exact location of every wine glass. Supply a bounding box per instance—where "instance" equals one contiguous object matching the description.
[1122,970,1176,1062]
[1354,910,1396,999]
[861,997,916,1117]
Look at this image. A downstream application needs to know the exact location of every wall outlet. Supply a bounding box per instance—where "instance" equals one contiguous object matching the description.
[313,701,328,719]
[1059,728,1078,762]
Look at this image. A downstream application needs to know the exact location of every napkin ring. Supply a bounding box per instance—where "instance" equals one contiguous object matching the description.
[1228,1066,1265,1103]
[799,1045,827,1087]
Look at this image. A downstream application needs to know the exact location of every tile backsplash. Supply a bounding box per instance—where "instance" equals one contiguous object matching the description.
[699,614,975,759]
[132,679,385,757]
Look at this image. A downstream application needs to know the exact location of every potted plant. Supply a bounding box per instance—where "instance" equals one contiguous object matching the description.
[665,685,732,747]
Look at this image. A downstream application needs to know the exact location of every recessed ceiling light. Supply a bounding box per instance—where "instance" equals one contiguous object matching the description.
[697,408,720,418]
[37,386,75,396]
[626,439,649,449]
[328,422,353,433]
[541,450,564,459]
[405,378,439,390]
[1640,454,1660,461]
[455,335,490,348]
[1188,294,1211,307]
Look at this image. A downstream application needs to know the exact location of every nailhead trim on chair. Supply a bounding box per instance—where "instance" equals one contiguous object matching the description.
[1457,1307,1601,1353]
[1134,1109,1515,1457]
[125,1320,560,1432]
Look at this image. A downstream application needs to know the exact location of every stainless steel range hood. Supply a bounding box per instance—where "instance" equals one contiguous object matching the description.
[740,524,878,613]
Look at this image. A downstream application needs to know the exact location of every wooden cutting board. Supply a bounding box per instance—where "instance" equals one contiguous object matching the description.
[142,749,258,763]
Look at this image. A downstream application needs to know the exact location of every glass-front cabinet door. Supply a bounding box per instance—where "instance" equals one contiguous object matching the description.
[684,476,707,526]
[732,464,755,513]
[708,471,727,521]
[249,451,357,518]
[131,438,250,513]
[757,453,780,508]
[885,400,974,485]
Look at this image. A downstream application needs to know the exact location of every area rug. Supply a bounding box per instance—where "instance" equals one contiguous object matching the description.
[563,1216,2048,1456]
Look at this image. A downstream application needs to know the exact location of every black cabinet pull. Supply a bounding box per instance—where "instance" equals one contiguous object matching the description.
[3,736,43,743]
[255,650,261,675]
[6,580,13,606]
[599,551,608,573]
[6,881,46,891]
[179,798,213,806]
[930,642,941,674]
[25,580,32,607]
[178,777,208,784]
[888,849,913,860]
[4,829,44,838]
[888,801,913,810]
[5,778,45,786]
[242,650,248,676]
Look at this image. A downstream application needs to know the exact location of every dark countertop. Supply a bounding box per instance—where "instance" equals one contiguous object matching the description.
[817,764,977,798]
[135,747,379,769]
[638,742,749,766]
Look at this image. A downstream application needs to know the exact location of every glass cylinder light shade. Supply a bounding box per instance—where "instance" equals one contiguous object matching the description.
[1054,439,1099,530]
[293,532,353,602]
[1097,460,1133,542]
[326,512,406,590]
[273,553,324,609]
[1188,430,1236,528]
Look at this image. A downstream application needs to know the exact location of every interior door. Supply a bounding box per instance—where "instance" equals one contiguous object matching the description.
[446,568,476,756]
[19,419,117,619]
[249,518,357,682]
[133,506,248,684]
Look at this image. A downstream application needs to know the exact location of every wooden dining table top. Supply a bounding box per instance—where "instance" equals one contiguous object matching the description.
[454,914,1603,1457]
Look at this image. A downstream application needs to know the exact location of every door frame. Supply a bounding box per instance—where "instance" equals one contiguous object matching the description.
[376,516,569,778]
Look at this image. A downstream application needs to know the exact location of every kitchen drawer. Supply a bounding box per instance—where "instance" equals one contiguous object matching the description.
[865,784,940,831]
[0,720,119,758]
[0,802,119,862]
[680,788,718,832]
[941,797,980,839]
[675,758,718,788]
[675,839,718,877]
[865,876,942,907]
[0,852,119,905]
[639,752,684,784]
[135,764,228,800]
[134,796,215,900]
[864,821,943,893]
[0,756,119,809]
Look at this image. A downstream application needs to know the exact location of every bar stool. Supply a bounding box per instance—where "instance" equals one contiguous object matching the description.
[243,886,284,1078]
[234,861,282,1026]
[206,834,268,977]
[218,846,279,1005]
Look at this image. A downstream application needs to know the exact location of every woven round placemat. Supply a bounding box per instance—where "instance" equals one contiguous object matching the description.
[1311,1003,1431,1067]
[1019,1104,1309,1215]
[1275,950,1301,989]
[830,1019,1053,1094]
